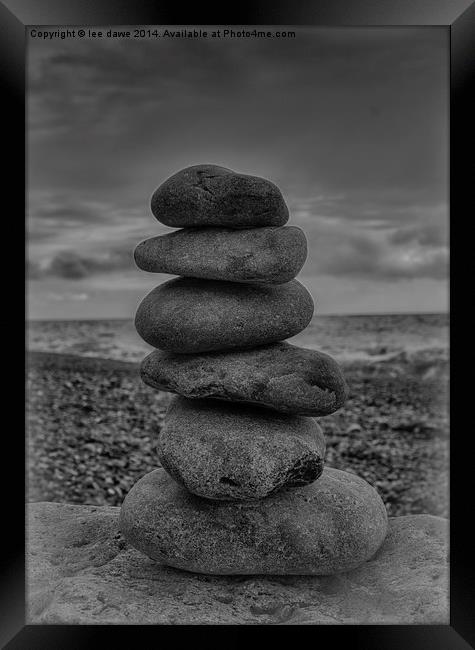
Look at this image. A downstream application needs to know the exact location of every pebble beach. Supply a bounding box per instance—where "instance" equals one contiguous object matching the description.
[27,312,448,518]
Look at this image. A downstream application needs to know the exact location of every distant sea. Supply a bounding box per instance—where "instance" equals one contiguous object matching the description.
[27,313,448,364]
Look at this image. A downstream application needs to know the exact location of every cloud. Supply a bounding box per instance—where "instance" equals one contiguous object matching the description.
[28,193,448,283]
[27,192,163,264]
[301,219,448,281]
[33,218,448,283]
[389,222,448,247]
[33,202,107,223]
[28,28,447,201]
[27,259,43,279]
[49,251,92,279]
[32,247,134,280]
[42,291,88,302]
[28,195,117,242]
[27,28,448,315]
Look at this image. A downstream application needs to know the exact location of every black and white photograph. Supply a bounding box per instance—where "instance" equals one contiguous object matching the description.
[26,24,449,626]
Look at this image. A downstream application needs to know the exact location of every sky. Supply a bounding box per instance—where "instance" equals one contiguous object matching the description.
[27,27,449,319]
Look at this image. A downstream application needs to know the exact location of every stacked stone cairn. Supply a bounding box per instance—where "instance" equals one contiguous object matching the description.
[119,165,388,575]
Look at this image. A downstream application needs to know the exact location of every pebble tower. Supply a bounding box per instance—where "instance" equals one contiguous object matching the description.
[119,165,388,575]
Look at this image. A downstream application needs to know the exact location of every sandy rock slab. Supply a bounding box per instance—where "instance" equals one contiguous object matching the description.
[28,502,448,625]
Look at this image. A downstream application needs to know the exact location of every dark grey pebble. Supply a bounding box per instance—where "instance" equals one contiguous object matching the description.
[150,164,289,229]
[134,226,307,284]
[134,277,314,353]
[141,342,348,416]
[158,396,326,500]
[119,467,388,575]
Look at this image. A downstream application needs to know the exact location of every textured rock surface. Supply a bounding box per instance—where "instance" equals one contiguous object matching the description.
[141,342,349,416]
[158,397,326,500]
[150,164,289,229]
[120,467,388,575]
[134,225,307,284]
[135,278,314,353]
[28,502,448,624]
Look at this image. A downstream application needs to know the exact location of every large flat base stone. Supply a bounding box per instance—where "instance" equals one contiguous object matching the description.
[27,502,448,625]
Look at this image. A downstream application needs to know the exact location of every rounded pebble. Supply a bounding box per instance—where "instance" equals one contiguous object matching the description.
[141,342,348,416]
[134,226,307,284]
[150,164,289,229]
[134,278,314,353]
[158,396,326,500]
[119,467,389,575]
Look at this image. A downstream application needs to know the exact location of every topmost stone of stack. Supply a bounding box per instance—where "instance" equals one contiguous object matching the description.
[151,165,289,229]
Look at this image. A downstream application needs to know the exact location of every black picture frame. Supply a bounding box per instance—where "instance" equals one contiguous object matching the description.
[3,0,473,647]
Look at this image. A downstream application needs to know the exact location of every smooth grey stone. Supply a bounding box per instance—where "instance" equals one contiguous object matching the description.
[134,278,314,353]
[134,226,307,285]
[141,342,348,416]
[158,397,326,500]
[28,502,448,624]
[150,164,289,229]
[119,467,389,575]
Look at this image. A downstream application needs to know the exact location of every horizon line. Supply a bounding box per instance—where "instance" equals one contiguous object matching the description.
[27,310,449,323]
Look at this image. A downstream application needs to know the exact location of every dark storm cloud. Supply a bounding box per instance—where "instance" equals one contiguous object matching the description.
[28,28,448,293]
